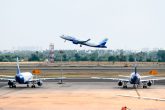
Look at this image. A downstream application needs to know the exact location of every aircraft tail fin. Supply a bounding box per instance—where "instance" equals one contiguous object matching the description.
[16,57,21,75]
[135,66,137,74]
[134,58,137,74]
[99,38,108,46]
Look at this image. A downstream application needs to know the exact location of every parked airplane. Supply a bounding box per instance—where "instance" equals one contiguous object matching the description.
[93,66,165,88]
[60,35,108,48]
[112,66,165,88]
[0,58,45,88]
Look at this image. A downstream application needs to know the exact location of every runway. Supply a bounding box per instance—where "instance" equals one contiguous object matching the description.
[0,81,165,110]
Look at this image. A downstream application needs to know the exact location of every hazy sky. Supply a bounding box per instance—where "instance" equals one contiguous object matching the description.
[0,0,165,50]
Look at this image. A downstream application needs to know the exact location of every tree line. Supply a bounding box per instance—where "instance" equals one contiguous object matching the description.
[0,49,165,62]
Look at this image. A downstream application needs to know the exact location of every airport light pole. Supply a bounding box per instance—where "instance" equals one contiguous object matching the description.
[97,49,100,66]
[58,50,64,84]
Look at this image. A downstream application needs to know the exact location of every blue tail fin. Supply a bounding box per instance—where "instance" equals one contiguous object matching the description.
[16,57,21,75]
[99,38,108,46]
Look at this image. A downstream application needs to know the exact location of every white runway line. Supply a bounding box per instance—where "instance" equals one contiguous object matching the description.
[135,88,141,97]
[116,94,165,101]
[91,77,101,79]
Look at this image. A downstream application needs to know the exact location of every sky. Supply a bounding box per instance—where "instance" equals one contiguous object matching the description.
[0,0,165,51]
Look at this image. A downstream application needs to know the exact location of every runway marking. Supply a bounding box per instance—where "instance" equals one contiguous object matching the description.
[91,77,101,79]
[135,88,141,98]
[116,94,165,101]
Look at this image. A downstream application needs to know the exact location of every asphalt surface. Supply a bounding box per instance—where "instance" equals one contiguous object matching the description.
[0,81,165,110]
[0,78,165,88]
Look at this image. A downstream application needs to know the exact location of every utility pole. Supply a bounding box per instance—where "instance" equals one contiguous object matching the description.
[49,43,54,63]
[58,50,64,84]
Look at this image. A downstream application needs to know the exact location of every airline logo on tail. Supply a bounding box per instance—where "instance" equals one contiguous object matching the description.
[97,38,108,48]
[99,38,108,46]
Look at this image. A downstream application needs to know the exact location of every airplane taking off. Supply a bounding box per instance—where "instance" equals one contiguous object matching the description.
[0,58,45,88]
[60,35,108,48]
[111,66,165,88]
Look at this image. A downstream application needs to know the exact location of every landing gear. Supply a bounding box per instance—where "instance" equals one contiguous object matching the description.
[27,84,30,88]
[8,81,16,88]
[143,83,148,88]
[143,85,147,88]
[123,82,128,88]
[123,85,127,88]
[11,84,16,88]
[9,85,12,88]
[31,85,36,88]
[133,84,138,88]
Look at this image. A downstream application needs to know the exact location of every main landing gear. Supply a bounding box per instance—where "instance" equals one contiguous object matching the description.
[123,82,128,88]
[31,84,36,88]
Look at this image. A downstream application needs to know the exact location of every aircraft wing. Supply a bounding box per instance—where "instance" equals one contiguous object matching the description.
[111,78,129,82]
[32,77,66,81]
[0,75,15,81]
[0,75,14,78]
[141,77,165,82]
[40,77,67,80]
[140,75,154,79]
[114,75,130,82]
[78,39,91,43]
[0,78,15,81]
[118,75,130,78]
[92,77,129,82]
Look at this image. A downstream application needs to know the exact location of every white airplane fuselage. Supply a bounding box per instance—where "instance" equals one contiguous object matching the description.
[7,57,43,88]
[129,72,141,84]
[15,72,33,84]
[60,35,108,48]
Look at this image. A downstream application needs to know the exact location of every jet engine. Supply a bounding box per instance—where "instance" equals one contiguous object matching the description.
[37,80,43,86]
[72,41,78,44]
[8,80,14,86]
[147,81,152,86]
[118,81,123,86]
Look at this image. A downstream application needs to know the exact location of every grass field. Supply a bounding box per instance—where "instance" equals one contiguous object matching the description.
[0,61,165,78]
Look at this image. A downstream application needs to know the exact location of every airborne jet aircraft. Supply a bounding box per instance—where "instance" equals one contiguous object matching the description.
[60,35,108,48]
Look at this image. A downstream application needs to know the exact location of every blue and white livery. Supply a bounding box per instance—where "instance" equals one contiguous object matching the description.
[110,66,165,88]
[60,35,108,48]
[0,57,43,88]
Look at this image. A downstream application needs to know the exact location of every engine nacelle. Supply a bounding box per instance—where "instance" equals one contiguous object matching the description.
[37,80,43,86]
[8,80,14,86]
[72,41,78,44]
[147,81,152,86]
[118,81,123,86]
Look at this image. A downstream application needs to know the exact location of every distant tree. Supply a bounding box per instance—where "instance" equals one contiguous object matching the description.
[2,58,9,62]
[63,54,67,61]
[0,55,5,62]
[89,51,98,61]
[157,50,165,62]
[120,55,127,61]
[28,51,40,61]
[108,56,116,62]
[146,58,152,62]
[129,55,134,62]
[75,53,81,61]
[81,56,88,61]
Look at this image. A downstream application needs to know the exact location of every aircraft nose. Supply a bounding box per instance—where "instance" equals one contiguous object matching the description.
[60,35,65,39]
